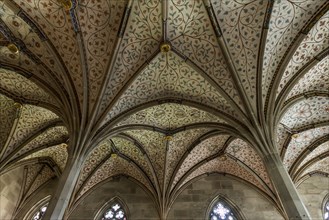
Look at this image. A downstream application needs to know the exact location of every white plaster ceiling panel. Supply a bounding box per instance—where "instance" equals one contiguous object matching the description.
[211,0,267,106]
[262,0,326,99]
[167,0,244,111]
[179,156,265,193]
[286,56,329,100]
[78,156,151,199]
[26,165,56,198]
[116,103,226,129]
[77,140,112,189]
[0,94,17,149]
[297,141,329,171]
[280,97,329,129]
[0,68,57,106]
[105,52,236,125]
[165,128,212,188]
[172,134,230,189]
[13,126,68,160]
[22,144,68,171]
[3,104,59,159]
[0,3,65,84]
[277,11,329,98]
[283,126,329,170]
[276,123,290,153]
[125,129,166,188]
[226,139,272,187]
[111,137,155,185]
[24,163,44,193]
[77,0,126,106]
[13,0,84,104]
[99,0,162,115]
[300,156,329,177]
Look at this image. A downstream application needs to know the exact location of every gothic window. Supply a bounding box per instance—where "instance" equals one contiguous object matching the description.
[101,203,127,220]
[324,195,329,220]
[96,197,129,220]
[31,203,48,220]
[208,196,242,220]
[24,196,50,220]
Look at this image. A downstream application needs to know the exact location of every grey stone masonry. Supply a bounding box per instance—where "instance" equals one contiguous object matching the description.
[167,173,284,220]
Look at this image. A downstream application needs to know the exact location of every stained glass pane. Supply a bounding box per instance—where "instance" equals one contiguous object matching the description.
[101,203,127,220]
[209,201,237,220]
[32,204,48,220]
[324,198,329,220]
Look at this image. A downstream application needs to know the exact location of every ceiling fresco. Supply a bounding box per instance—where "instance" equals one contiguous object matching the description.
[77,0,127,107]
[0,68,58,106]
[116,103,226,129]
[210,0,268,108]
[282,126,329,171]
[172,134,230,189]
[297,141,329,171]
[78,155,152,200]
[0,94,17,150]
[262,0,326,100]
[99,0,162,116]
[167,0,244,110]
[179,156,267,193]
[0,3,66,84]
[25,163,57,198]
[74,127,275,209]
[0,0,328,217]
[124,129,166,188]
[277,11,329,97]
[2,103,60,160]
[21,143,68,171]
[0,46,43,83]
[103,51,239,126]
[286,56,329,101]
[276,123,290,153]
[300,156,329,178]
[16,162,57,208]
[11,0,84,105]
[280,96,329,130]
[226,138,272,188]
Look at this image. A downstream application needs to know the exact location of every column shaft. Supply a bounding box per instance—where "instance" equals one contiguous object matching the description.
[43,156,84,220]
[264,153,311,220]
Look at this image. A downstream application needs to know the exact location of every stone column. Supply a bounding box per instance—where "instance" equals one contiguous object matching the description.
[263,152,311,220]
[43,155,85,220]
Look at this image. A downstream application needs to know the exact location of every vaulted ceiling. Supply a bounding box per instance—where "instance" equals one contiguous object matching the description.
[0,0,328,217]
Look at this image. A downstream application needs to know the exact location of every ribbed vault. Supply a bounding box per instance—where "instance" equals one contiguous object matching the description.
[0,0,328,219]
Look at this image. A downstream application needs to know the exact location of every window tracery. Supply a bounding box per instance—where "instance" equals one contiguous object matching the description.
[209,201,236,220]
[208,196,242,220]
[31,204,48,220]
[95,198,129,220]
[324,195,329,220]
[101,202,127,220]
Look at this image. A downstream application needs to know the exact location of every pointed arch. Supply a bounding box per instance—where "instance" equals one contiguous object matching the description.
[206,194,245,220]
[94,196,129,220]
[323,193,329,220]
[23,195,50,220]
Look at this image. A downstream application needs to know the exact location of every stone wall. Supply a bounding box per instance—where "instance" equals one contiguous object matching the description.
[68,176,159,220]
[0,166,24,220]
[297,175,329,220]
[167,173,284,220]
[59,173,329,220]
